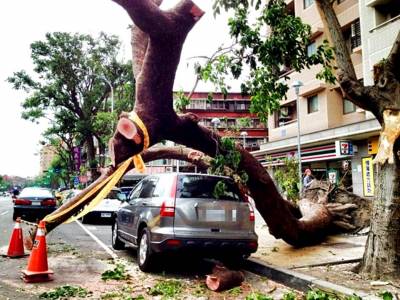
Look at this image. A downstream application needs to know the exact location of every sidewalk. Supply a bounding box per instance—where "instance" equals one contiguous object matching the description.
[252,212,399,296]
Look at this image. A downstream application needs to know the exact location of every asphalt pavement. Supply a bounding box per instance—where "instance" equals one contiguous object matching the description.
[0,196,298,300]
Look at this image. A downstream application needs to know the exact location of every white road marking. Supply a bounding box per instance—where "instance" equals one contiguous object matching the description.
[0,211,8,216]
[75,220,118,260]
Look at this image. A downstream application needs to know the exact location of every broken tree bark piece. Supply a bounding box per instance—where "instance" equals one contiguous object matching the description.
[206,265,245,292]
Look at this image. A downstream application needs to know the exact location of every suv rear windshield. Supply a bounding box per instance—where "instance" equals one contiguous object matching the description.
[176,175,243,202]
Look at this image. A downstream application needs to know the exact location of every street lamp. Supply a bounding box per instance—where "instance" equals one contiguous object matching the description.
[291,80,303,197]
[240,131,248,148]
[211,118,221,131]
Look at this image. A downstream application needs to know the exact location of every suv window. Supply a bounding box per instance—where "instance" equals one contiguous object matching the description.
[139,178,158,198]
[176,175,243,202]
[152,175,172,197]
[129,182,143,201]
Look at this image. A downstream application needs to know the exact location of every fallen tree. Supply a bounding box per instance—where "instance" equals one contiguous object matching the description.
[38,0,398,279]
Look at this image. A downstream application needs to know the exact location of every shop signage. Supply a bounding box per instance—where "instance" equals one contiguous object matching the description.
[361,157,375,197]
[334,141,354,157]
[73,146,81,172]
[327,168,338,185]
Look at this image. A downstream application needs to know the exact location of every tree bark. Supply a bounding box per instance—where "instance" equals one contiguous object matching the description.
[357,141,400,279]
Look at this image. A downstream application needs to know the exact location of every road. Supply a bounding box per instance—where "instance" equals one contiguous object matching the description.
[0,196,295,300]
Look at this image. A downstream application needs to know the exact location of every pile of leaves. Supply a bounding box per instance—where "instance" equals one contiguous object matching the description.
[147,280,183,299]
[39,285,91,300]
[101,263,130,281]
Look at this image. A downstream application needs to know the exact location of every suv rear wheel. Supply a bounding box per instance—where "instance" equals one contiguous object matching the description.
[137,228,156,272]
[111,220,125,250]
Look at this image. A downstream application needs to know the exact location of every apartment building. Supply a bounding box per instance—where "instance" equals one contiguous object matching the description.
[184,92,268,150]
[39,145,56,175]
[252,0,399,197]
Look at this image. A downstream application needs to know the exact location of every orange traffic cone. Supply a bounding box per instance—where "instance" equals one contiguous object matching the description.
[6,217,25,258]
[21,220,53,283]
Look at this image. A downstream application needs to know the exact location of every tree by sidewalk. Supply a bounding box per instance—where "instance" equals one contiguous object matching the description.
[8,32,134,175]
[208,0,399,279]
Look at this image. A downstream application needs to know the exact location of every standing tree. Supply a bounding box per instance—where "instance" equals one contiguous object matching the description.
[8,32,134,174]
[199,0,400,279]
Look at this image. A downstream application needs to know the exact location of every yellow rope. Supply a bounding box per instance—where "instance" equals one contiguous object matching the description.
[128,111,150,173]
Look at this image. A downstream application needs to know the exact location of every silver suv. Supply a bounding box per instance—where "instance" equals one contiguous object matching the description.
[111,173,258,271]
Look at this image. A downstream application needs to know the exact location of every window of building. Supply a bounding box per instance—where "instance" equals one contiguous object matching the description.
[343,99,356,114]
[374,0,400,26]
[350,19,361,49]
[211,101,225,110]
[274,101,297,128]
[304,0,314,8]
[307,42,317,57]
[342,19,362,52]
[307,95,319,113]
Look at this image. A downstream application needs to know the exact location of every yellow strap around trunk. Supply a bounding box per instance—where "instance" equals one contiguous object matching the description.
[128,111,150,173]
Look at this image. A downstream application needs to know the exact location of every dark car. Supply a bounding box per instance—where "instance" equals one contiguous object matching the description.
[112,173,258,272]
[13,187,57,221]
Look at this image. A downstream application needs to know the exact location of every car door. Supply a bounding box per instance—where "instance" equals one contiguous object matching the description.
[118,181,143,243]
[130,177,159,241]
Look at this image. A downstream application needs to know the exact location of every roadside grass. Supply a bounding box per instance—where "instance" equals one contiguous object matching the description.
[191,282,208,297]
[102,263,130,281]
[39,285,91,299]
[147,279,183,299]
[226,286,243,296]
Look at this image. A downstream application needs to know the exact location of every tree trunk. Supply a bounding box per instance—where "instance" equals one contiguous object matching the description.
[358,141,400,279]
[85,135,97,168]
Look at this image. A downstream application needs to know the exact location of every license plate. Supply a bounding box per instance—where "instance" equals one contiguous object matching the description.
[204,209,225,222]
[32,202,41,206]
[101,213,111,218]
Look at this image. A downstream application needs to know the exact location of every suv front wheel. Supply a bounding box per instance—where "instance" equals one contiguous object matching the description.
[137,228,156,272]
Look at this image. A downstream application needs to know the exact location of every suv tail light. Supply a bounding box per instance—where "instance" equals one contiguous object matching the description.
[41,199,56,206]
[248,203,255,222]
[14,199,31,205]
[160,175,177,218]
[160,201,175,217]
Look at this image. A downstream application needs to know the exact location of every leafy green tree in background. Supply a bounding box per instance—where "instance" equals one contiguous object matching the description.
[273,158,299,202]
[8,32,134,176]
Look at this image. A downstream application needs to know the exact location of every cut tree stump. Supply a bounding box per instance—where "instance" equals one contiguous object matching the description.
[206,264,245,292]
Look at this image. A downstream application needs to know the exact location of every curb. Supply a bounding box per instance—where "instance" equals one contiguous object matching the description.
[243,258,380,299]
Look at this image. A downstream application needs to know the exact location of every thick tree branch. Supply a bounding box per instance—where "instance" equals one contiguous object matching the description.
[387,30,400,81]
[315,0,382,118]
[130,0,163,79]
[112,0,171,36]
[166,117,333,246]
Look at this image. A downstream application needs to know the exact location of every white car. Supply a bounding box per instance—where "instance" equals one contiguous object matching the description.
[82,188,126,224]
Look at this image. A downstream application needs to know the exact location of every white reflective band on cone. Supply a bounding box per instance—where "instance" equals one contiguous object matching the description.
[36,229,45,237]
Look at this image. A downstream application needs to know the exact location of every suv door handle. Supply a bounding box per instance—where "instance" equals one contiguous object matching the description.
[142,202,148,206]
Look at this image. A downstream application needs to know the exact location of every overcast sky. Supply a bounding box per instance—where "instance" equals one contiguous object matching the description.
[0,0,234,178]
